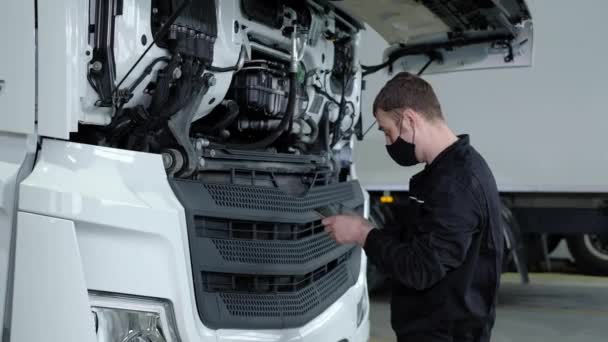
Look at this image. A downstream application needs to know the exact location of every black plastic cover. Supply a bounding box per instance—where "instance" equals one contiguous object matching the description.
[420,0,530,32]
[230,68,306,116]
[241,0,283,29]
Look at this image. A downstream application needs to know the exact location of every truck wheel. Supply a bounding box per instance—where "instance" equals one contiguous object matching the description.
[567,235,608,275]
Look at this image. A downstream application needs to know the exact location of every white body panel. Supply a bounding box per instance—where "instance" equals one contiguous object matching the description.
[10,212,97,342]
[15,139,368,341]
[0,0,35,134]
[37,0,89,138]
[0,135,35,338]
[356,0,608,193]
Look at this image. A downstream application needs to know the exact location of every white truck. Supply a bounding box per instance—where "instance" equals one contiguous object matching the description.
[357,0,608,289]
[0,0,533,341]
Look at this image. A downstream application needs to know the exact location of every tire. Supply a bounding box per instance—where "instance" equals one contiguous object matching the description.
[567,235,608,275]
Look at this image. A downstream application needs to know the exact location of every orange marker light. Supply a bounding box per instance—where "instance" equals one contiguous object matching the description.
[380,195,394,204]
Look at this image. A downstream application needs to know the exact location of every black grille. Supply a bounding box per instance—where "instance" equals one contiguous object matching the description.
[205,183,354,213]
[169,177,364,329]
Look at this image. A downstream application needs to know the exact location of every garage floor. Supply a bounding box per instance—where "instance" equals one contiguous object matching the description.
[369,273,608,342]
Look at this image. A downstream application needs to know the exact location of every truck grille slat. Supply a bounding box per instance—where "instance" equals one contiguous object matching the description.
[196,217,326,240]
[204,251,350,293]
[217,261,350,318]
[211,235,339,264]
[205,183,354,213]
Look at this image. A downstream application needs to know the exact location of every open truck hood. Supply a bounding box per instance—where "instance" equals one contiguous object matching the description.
[334,0,533,74]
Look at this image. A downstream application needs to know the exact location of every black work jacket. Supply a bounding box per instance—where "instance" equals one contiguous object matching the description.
[364,135,503,338]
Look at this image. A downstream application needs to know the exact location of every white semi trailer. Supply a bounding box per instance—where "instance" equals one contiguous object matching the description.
[356,0,608,288]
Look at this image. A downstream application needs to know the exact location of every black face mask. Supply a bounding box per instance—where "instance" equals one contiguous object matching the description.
[386,117,420,167]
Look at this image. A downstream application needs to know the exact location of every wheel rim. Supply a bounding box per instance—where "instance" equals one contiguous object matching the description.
[583,234,608,261]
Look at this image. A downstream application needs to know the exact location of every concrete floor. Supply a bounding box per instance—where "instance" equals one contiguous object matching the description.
[369,273,608,342]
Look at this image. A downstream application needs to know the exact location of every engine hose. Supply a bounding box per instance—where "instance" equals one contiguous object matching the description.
[303,115,319,143]
[127,56,171,93]
[206,46,246,73]
[200,100,239,134]
[107,116,133,146]
[318,103,331,151]
[331,76,348,147]
[221,72,298,150]
[207,65,237,72]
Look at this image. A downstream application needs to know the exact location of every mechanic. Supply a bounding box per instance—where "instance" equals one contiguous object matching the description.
[322,72,503,342]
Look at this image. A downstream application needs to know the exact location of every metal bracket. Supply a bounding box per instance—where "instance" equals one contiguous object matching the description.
[167,73,214,177]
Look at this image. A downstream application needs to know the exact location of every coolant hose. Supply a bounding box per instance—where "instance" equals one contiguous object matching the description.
[202,100,240,134]
[303,115,318,143]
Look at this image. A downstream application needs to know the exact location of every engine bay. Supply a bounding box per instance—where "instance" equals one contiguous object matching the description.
[75,0,362,180]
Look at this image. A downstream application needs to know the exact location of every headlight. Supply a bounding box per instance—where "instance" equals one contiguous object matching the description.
[89,291,181,342]
[356,286,369,328]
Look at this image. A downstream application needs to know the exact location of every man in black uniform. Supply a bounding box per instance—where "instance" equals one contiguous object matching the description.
[322,72,503,342]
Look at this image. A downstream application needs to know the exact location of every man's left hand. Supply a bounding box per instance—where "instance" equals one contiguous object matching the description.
[322,214,375,245]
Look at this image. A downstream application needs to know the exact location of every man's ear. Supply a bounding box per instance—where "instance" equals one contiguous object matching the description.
[403,108,419,130]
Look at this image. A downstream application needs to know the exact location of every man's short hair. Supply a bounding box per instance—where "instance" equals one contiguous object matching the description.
[372,72,443,122]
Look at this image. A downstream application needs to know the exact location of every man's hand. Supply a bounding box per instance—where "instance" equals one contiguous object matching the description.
[322,214,375,246]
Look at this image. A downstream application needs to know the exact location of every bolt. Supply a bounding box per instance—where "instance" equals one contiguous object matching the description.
[199,158,206,168]
[152,7,158,14]
[172,67,182,80]
[210,149,216,157]
[204,73,217,87]
[169,25,177,40]
[195,138,210,150]
[91,61,103,72]
[162,152,174,169]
